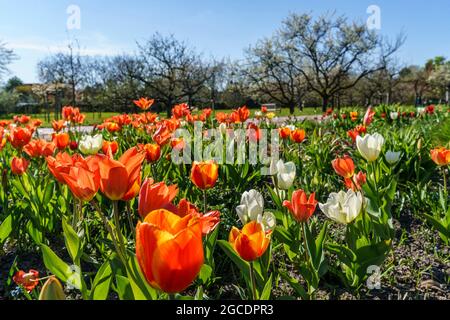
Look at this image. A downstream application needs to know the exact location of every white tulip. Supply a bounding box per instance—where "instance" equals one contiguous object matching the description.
[356,133,385,162]
[276,160,296,190]
[417,107,426,115]
[390,112,399,120]
[79,134,103,155]
[258,211,276,232]
[236,190,264,224]
[219,123,227,135]
[319,190,363,225]
[385,150,402,165]
[286,125,296,131]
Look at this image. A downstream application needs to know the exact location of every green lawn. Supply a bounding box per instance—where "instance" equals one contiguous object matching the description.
[1,107,324,128]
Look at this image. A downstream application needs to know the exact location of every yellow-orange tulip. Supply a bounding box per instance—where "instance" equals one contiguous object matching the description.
[229,221,271,262]
[190,161,219,190]
[431,147,450,166]
[136,209,204,293]
[332,155,355,179]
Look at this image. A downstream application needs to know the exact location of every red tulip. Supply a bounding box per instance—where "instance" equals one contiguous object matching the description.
[11,157,30,175]
[283,189,318,223]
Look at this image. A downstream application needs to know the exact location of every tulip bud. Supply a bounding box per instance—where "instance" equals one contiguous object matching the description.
[275,160,296,190]
[385,151,402,165]
[39,277,66,300]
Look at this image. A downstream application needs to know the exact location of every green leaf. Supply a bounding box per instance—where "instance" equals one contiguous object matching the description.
[90,260,113,300]
[41,244,82,290]
[26,220,43,245]
[126,253,158,300]
[198,264,212,284]
[115,275,133,300]
[279,271,308,300]
[43,181,54,204]
[424,213,450,239]
[218,240,249,277]
[0,214,13,245]
[62,218,81,264]
[260,274,272,300]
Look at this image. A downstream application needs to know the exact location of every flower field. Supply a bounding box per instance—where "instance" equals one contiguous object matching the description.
[0,102,449,300]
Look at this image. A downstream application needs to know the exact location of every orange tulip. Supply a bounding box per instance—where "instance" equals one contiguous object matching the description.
[102,141,119,156]
[290,129,306,143]
[279,127,291,139]
[136,209,204,293]
[105,122,121,133]
[172,103,190,119]
[215,112,229,124]
[13,269,39,293]
[62,106,75,121]
[52,120,66,132]
[46,153,85,184]
[53,133,70,150]
[11,157,30,175]
[283,189,318,223]
[138,179,179,218]
[98,147,145,201]
[229,221,271,262]
[143,143,161,163]
[133,97,155,111]
[247,123,262,142]
[171,138,185,151]
[152,122,172,146]
[431,147,450,166]
[8,126,33,149]
[60,164,100,202]
[345,171,367,191]
[332,155,355,179]
[350,111,358,122]
[190,161,219,190]
[24,139,56,158]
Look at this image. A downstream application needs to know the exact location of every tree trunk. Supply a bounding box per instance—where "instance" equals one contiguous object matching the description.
[288,102,295,115]
[166,99,172,118]
[321,96,329,113]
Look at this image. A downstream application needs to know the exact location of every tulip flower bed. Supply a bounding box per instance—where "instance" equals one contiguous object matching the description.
[0,102,449,300]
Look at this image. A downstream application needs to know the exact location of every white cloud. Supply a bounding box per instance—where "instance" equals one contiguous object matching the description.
[8,33,130,57]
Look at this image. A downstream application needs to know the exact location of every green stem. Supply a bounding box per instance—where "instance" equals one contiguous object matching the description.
[126,201,136,240]
[203,190,207,214]
[249,262,257,300]
[301,222,309,262]
[443,167,448,196]
[113,200,127,260]
[91,200,127,266]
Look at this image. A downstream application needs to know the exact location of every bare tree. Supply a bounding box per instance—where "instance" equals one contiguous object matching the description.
[244,35,306,114]
[0,41,17,82]
[134,33,212,117]
[280,13,404,111]
[37,40,85,106]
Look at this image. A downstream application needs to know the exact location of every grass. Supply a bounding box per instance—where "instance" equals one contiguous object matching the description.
[1,107,324,127]
[0,112,118,127]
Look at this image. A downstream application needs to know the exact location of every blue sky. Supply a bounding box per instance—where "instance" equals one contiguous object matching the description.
[1,0,449,83]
